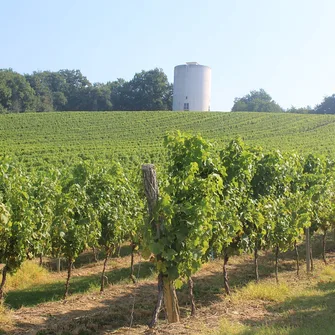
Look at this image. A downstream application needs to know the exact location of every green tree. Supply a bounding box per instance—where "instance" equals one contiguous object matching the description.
[75,83,113,111]
[231,89,283,113]
[113,68,172,111]
[314,94,335,114]
[25,72,54,112]
[286,105,313,114]
[0,69,37,112]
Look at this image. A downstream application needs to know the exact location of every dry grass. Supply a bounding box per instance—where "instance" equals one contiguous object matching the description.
[0,304,12,333]
[233,282,290,303]
[6,261,51,291]
[320,265,335,280]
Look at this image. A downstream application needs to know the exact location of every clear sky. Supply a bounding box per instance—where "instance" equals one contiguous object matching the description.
[1,0,335,111]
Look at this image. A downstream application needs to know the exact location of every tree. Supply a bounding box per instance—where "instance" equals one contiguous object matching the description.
[108,78,127,111]
[112,69,172,111]
[231,89,283,113]
[314,94,335,114]
[286,105,313,114]
[25,72,54,112]
[75,84,113,111]
[0,69,37,112]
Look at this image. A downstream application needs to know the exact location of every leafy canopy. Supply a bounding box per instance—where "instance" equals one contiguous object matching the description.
[231,89,283,113]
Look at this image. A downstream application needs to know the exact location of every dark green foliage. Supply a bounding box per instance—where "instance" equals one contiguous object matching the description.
[0,67,172,113]
[314,94,335,114]
[0,69,37,112]
[231,89,283,113]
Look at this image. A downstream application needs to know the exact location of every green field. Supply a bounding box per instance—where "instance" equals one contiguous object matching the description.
[1,111,335,166]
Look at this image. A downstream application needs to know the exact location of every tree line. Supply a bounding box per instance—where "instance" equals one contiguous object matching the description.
[1,67,334,114]
[231,88,335,114]
[0,68,172,113]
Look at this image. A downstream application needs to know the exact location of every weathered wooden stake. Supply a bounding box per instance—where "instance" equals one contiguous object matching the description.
[142,164,180,327]
[294,241,300,277]
[306,228,311,274]
[275,245,279,284]
[254,247,259,283]
[322,231,328,265]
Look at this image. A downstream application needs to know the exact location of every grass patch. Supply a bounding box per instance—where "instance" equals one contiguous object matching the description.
[214,259,335,335]
[215,319,292,335]
[234,282,290,302]
[6,261,51,291]
[215,319,249,334]
[0,304,12,333]
[4,261,154,309]
[320,265,335,280]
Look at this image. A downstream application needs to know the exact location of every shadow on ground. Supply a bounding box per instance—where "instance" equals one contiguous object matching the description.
[234,279,335,335]
[3,236,334,335]
[5,261,155,309]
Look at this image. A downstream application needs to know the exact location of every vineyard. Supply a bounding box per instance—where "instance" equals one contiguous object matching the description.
[0,112,335,334]
[1,111,335,167]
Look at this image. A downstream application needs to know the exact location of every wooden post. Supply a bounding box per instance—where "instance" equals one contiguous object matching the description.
[294,241,300,277]
[142,164,159,236]
[57,257,61,273]
[142,164,180,326]
[306,228,310,274]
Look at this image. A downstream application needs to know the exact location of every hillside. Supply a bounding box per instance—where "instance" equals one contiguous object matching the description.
[1,111,335,166]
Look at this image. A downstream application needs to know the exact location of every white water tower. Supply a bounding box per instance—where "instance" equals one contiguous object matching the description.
[172,62,211,111]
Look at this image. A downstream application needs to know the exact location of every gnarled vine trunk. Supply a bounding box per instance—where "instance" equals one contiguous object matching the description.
[254,247,259,283]
[294,241,300,277]
[275,245,279,284]
[322,230,327,265]
[223,250,230,295]
[63,258,73,299]
[305,228,311,274]
[0,265,8,301]
[130,242,136,284]
[100,247,112,292]
[148,273,164,328]
[92,246,99,262]
[188,277,196,316]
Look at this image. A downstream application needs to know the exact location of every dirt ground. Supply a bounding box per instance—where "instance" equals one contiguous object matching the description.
[2,246,335,335]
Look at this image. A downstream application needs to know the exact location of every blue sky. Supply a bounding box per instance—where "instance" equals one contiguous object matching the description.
[1,0,335,111]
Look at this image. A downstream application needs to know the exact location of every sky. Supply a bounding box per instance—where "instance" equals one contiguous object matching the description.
[1,0,335,111]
